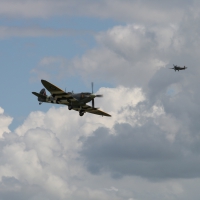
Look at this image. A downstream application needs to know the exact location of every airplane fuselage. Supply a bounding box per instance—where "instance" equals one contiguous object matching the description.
[32,79,110,117]
[170,65,187,71]
[174,67,186,71]
[41,93,95,106]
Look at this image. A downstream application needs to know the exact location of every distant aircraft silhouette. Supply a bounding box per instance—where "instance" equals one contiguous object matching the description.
[170,65,187,72]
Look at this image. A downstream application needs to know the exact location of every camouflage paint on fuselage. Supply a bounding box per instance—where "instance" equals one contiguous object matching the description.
[32,79,111,117]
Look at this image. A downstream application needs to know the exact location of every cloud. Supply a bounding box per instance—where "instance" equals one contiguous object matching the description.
[0,0,191,25]
[0,115,131,198]
[28,8,197,90]
[0,107,13,138]
[69,24,180,87]
[29,0,200,183]
[32,24,174,86]
[78,23,200,180]
[77,16,200,181]
[4,0,200,199]
[0,86,145,199]
[81,121,190,179]
[30,6,200,87]
[14,83,200,182]
[1,77,200,199]
[80,80,200,181]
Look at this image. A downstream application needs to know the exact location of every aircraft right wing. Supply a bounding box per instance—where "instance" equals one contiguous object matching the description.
[73,104,111,117]
[86,109,111,117]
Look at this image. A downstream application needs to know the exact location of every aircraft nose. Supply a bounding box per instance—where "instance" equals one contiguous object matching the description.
[90,94,96,98]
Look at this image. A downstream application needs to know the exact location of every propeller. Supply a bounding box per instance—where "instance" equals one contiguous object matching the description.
[91,82,103,108]
[91,82,93,94]
[92,99,94,108]
[96,94,103,97]
[169,64,176,69]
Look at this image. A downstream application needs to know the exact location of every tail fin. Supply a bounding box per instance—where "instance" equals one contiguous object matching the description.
[37,88,47,102]
[40,88,46,96]
[32,91,46,102]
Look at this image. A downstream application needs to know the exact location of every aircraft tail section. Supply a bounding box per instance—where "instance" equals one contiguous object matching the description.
[32,88,47,102]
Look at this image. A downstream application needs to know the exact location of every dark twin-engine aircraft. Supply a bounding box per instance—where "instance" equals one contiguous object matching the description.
[32,80,111,117]
[170,64,187,71]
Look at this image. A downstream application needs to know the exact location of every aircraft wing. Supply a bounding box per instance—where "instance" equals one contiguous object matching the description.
[41,79,77,102]
[73,104,111,117]
[86,109,111,117]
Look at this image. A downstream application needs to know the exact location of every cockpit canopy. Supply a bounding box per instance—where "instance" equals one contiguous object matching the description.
[72,92,91,100]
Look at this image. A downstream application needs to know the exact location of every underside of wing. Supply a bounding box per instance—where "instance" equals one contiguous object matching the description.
[72,104,111,117]
[41,79,76,102]
[86,109,111,117]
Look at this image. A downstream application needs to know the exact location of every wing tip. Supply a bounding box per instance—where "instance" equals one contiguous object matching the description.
[102,111,111,117]
[32,92,39,97]
[41,79,46,84]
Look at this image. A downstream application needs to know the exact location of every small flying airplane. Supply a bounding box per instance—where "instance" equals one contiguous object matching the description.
[170,64,187,71]
[32,80,111,117]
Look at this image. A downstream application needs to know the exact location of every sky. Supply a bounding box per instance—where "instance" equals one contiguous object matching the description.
[1,0,200,199]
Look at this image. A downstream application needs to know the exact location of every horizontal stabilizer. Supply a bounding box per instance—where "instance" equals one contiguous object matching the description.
[32,92,46,99]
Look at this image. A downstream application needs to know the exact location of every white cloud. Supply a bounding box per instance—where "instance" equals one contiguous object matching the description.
[69,24,177,87]
[4,0,200,199]
[32,24,176,87]
[2,129,71,199]
[0,86,159,199]
[1,77,200,199]
[0,107,13,138]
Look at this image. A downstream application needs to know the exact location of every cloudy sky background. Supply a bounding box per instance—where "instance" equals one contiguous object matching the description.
[1,0,200,199]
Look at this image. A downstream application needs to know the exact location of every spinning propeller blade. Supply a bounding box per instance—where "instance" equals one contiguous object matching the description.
[92,99,94,108]
[91,82,103,108]
[91,82,93,94]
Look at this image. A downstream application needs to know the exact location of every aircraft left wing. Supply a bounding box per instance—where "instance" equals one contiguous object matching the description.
[73,104,111,117]
[41,79,77,102]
